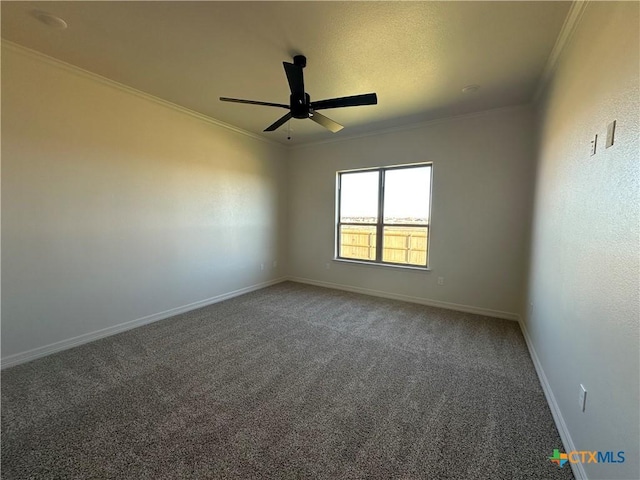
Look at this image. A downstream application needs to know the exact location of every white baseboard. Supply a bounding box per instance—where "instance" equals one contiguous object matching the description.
[1,277,288,370]
[518,319,587,480]
[287,276,520,321]
[3,274,584,479]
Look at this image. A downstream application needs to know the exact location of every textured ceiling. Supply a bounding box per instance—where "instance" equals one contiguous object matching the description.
[1,1,571,145]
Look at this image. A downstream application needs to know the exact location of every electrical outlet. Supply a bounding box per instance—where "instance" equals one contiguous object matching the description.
[579,384,587,412]
[590,134,598,156]
[437,276,445,286]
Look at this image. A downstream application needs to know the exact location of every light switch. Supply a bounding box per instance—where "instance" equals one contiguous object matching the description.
[579,384,587,412]
[606,120,616,148]
[590,134,597,156]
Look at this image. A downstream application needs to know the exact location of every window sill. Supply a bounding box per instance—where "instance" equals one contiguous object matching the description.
[333,258,431,272]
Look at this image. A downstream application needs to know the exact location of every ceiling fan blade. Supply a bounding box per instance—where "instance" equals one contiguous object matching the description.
[264,112,293,132]
[220,97,289,109]
[310,111,344,133]
[311,93,378,111]
[283,62,305,96]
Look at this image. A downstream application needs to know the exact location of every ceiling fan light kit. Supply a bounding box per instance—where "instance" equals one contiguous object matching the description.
[220,55,377,134]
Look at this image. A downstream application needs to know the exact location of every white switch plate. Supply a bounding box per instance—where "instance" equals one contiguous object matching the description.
[579,384,587,412]
[606,120,616,148]
[437,276,444,286]
[590,135,597,156]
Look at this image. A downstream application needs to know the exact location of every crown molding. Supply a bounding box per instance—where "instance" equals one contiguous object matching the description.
[3,24,562,152]
[288,103,532,151]
[533,0,589,102]
[1,40,285,149]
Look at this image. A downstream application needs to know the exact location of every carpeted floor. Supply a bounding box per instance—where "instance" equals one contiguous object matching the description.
[2,282,574,479]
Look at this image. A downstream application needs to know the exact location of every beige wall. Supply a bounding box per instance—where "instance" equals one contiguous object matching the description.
[526,3,639,479]
[1,45,287,364]
[287,106,536,317]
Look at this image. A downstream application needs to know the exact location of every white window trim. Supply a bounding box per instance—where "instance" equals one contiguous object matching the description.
[335,162,433,270]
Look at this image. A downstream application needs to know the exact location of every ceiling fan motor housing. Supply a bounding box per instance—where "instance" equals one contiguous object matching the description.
[291,93,311,119]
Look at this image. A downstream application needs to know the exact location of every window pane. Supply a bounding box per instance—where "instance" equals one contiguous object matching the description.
[340,171,379,223]
[383,166,431,224]
[339,225,377,261]
[382,226,428,266]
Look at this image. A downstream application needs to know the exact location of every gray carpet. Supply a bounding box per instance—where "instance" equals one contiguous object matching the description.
[2,281,574,479]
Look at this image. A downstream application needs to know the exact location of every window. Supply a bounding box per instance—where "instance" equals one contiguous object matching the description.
[336,163,432,268]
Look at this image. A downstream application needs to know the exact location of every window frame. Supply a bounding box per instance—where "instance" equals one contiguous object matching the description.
[335,162,433,270]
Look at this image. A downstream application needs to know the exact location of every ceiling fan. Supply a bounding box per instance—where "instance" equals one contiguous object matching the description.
[220,55,377,133]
